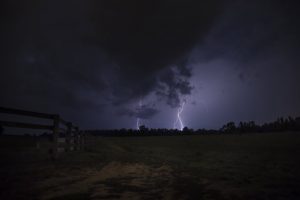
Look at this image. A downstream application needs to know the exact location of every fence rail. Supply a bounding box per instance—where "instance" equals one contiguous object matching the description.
[0,106,55,119]
[0,106,84,159]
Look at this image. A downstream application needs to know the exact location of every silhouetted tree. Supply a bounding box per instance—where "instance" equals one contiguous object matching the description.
[238,121,246,133]
[182,126,189,132]
[221,122,236,133]
[182,127,193,134]
[139,125,148,134]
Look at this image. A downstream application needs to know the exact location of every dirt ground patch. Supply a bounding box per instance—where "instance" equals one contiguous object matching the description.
[90,162,174,199]
[37,162,217,200]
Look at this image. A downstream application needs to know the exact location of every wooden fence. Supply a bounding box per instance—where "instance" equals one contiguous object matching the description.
[0,106,84,159]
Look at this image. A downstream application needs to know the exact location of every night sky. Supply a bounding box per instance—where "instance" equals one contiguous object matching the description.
[1,0,300,130]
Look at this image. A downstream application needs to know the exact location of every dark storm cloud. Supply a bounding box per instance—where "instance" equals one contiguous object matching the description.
[3,0,299,129]
[177,62,192,78]
[156,67,193,107]
[90,0,222,67]
[88,0,223,105]
[0,0,225,128]
[118,104,159,120]
[0,0,110,112]
[194,0,300,65]
[0,0,223,109]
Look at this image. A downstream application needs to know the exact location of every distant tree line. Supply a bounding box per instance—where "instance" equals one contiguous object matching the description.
[1,116,299,137]
[220,116,300,134]
[86,116,300,137]
[87,127,219,137]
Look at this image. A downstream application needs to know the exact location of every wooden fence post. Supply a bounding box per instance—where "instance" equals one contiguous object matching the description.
[52,115,60,159]
[66,122,72,152]
[79,131,84,150]
[78,131,81,151]
[81,131,85,150]
[73,127,77,151]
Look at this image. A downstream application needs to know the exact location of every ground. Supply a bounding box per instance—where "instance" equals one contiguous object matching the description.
[0,132,300,199]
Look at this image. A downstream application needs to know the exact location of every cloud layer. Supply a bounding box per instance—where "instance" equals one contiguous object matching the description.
[1,0,300,129]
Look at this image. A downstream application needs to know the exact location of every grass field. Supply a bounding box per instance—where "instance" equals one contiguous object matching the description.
[1,132,300,200]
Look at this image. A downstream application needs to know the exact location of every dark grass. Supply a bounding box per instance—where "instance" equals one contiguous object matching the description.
[1,132,300,199]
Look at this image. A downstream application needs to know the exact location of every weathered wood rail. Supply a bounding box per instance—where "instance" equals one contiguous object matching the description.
[0,106,84,159]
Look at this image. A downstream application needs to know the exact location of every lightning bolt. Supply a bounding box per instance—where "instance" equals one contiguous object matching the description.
[136,100,142,130]
[173,101,185,131]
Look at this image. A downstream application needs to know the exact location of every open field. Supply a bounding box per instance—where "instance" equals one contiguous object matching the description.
[1,132,300,200]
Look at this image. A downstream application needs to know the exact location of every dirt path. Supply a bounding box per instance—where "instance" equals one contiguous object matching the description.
[36,162,220,200]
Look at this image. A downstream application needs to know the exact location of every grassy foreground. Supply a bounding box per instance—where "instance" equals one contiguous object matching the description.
[1,132,300,199]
